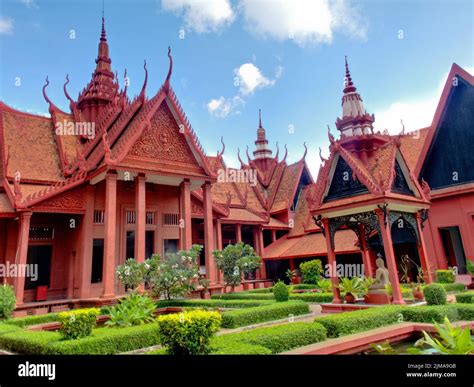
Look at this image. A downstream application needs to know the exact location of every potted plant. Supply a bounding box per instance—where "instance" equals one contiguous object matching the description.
[410,283,424,301]
[199,278,211,299]
[338,277,364,303]
[286,269,300,284]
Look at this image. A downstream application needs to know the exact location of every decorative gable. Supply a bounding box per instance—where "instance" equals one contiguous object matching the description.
[128,103,197,165]
[324,155,369,202]
[391,159,414,196]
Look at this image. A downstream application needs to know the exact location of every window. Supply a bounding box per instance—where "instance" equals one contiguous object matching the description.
[146,230,154,259]
[126,211,136,225]
[91,239,104,283]
[163,213,179,226]
[25,245,52,289]
[29,226,54,240]
[93,210,105,224]
[439,227,467,273]
[126,231,135,259]
[164,239,179,256]
[146,212,156,225]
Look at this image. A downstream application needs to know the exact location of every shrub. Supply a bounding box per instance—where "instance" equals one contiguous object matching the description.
[58,308,99,340]
[220,301,309,328]
[456,304,474,320]
[290,292,334,303]
[441,283,465,293]
[316,306,403,338]
[299,260,323,284]
[0,284,16,320]
[213,243,261,287]
[47,323,162,354]
[466,260,474,275]
[106,292,156,328]
[291,284,319,290]
[244,287,273,293]
[423,283,447,305]
[156,310,221,355]
[0,330,60,354]
[116,258,147,290]
[455,292,474,304]
[273,281,289,302]
[211,339,272,355]
[6,313,59,328]
[212,322,327,354]
[338,277,365,297]
[147,245,201,300]
[316,279,333,293]
[400,305,459,323]
[435,269,455,284]
[0,323,21,334]
[212,292,275,300]
[155,299,274,309]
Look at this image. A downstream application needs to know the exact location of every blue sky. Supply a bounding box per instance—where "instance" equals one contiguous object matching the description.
[0,0,472,176]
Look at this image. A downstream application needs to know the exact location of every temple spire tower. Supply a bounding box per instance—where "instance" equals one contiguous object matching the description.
[76,15,119,122]
[253,109,273,160]
[335,56,375,138]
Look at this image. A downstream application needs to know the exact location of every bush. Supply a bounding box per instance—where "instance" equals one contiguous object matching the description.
[400,305,459,323]
[244,287,273,293]
[316,306,403,338]
[116,258,147,290]
[273,281,289,302]
[58,308,99,340]
[106,292,156,328]
[440,283,465,293]
[212,292,275,300]
[290,292,334,303]
[291,284,319,290]
[6,313,60,328]
[456,304,474,320]
[156,310,221,355]
[299,260,323,284]
[466,260,474,275]
[455,292,474,304]
[0,323,21,334]
[221,301,309,328]
[435,269,455,284]
[0,330,60,354]
[212,322,327,354]
[316,279,333,293]
[155,299,274,309]
[423,283,447,305]
[0,284,16,320]
[211,339,272,354]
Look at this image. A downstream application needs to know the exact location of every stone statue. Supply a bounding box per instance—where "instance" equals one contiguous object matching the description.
[369,255,390,290]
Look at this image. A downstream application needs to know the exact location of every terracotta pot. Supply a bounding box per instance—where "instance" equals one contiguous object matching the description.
[413,290,424,301]
[345,293,355,304]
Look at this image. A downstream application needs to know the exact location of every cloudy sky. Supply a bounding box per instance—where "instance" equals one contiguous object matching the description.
[0,0,472,175]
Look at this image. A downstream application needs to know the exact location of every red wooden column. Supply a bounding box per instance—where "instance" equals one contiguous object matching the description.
[102,172,117,298]
[203,182,218,283]
[134,174,146,263]
[77,185,95,299]
[271,229,277,243]
[322,218,342,303]
[358,223,374,278]
[14,211,32,305]
[235,224,242,243]
[180,179,192,250]
[216,219,223,251]
[376,209,405,304]
[67,251,76,299]
[416,211,433,283]
[257,227,267,278]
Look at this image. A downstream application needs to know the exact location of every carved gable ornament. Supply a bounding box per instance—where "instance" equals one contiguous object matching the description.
[128,104,197,165]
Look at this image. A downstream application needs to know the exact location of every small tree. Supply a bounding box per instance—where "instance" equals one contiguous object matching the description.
[299,259,323,284]
[0,284,16,320]
[148,245,201,300]
[213,243,261,288]
[116,258,146,291]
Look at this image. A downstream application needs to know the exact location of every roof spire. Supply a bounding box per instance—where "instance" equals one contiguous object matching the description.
[343,55,356,93]
[253,109,272,160]
[259,108,262,128]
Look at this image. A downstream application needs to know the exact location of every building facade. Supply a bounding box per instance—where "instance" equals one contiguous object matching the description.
[0,19,472,309]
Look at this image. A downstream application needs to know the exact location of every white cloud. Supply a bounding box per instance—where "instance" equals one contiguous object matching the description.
[207,95,245,118]
[162,0,235,33]
[275,65,284,79]
[240,0,367,46]
[0,18,13,34]
[20,0,39,9]
[234,63,275,95]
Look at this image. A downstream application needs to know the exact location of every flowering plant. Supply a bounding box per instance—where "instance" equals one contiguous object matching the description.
[116,258,146,290]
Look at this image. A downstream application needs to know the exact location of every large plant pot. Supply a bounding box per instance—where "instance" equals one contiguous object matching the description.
[344,293,355,304]
[413,290,424,301]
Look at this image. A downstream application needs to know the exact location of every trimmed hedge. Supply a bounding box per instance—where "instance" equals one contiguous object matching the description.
[212,322,327,354]
[212,293,275,301]
[0,323,21,335]
[456,304,474,320]
[455,292,474,304]
[211,340,272,355]
[440,283,465,293]
[0,330,60,354]
[316,306,403,338]
[400,305,459,323]
[273,281,289,302]
[243,287,273,294]
[435,269,455,283]
[290,284,319,290]
[221,301,309,328]
[211,291,334,303]
[155,299,274,309]
[6,313,60,328]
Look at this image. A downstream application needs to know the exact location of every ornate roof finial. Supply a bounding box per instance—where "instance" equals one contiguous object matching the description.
[327,125,335,144]
[343,55,356,93]
[164,46,173,90]
[246,145,251,163]
[319,147,328,163]
[274,142,280,162]
[299,142,308,162]
[217,136,225,158]
[259,108,262,128]
[139,60,148,101]
[63,74,74,104]
[282,144,288,163]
